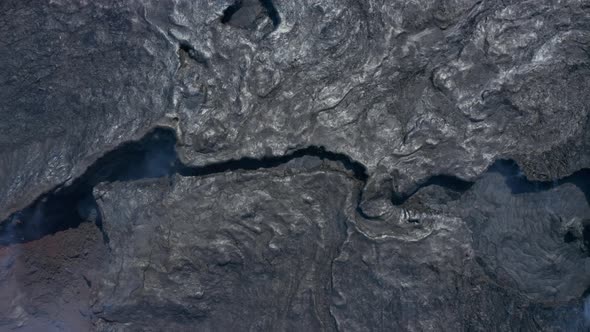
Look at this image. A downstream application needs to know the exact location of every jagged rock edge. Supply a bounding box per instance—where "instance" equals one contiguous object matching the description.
[1,126,589,247]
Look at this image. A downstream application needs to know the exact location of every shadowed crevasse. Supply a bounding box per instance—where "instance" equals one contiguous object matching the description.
[259,0,281,27]
[220,0,280,28]
[492,159,590,202]
[178,42,208,65]
[0,128,178,246]
[391,159,590,206]
[0,127,588,248]
[0,127,367,246]
[176,146,368,180]
[391,175,474,205]
[221,1,243,24]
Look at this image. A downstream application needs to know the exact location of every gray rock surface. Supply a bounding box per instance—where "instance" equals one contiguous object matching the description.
[0,0,589,331]
[93,166,351,331]
[89,159,589,331]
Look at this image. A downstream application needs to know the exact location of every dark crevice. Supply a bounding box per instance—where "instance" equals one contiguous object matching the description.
[564,231,576,243]
[83,275,92,288]
[0,128,178,246]
[220,0,280,28]
[178,42,193,55]
[489,159,590,203]
[259,0,281,27]
[1,126,589,247]
[387,159,590,207]
[176,146,368,181]
[178,42,207,65]
[221,1,243,24]
[0,128,367,247]
[391,175,474,206]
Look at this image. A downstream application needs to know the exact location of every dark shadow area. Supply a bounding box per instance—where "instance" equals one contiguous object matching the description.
[391,174,474,205]
[259,0,281,27]
[221,1,243,24]
[2,127,588,248]
[0,128,367,246]
[178,42,207,65]
[489,159,590,203]
[220,0,280,29]
[389,159,590,207]
[564,231,577,243]
[176,146,368,181]
[178,42,194,56]
[0,128,178,246]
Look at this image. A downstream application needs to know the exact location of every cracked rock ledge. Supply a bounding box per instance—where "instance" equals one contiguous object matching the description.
[0,128,589,331]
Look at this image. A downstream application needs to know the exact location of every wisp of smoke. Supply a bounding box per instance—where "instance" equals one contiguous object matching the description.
[139,145,176,179]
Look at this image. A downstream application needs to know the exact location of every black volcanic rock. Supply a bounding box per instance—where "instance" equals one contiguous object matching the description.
[0,0,589,331]
[93,168,350,331]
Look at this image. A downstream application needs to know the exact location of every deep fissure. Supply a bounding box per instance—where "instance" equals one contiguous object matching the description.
[0,128,178,246]
[176,146,368,180]
[178,42,207,65]
[392,159,590,207]
[221,1,244,24]
[492,160,590,202]
[220,0,281,28]
[391,175,474,206]
[1,127,589,248]
[0,127,368,246]
[259,0,281,27]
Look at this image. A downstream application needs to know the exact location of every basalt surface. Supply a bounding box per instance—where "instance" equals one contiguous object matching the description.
[1,0,589,331]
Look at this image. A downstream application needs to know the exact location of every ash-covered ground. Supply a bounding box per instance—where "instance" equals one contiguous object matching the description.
[1,0,589,331]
